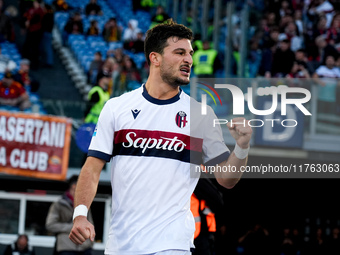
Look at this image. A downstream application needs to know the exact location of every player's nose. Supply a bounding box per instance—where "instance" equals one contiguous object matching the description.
[184,54,193,66]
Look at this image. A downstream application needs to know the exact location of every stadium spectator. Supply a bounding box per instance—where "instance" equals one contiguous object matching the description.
[309,35,339,68]
[150,5,170,28]
[192,40,221,77]
[248,39,262,78]
[295,49,315,75]
[46,175,94,255]
[326,13,340,48]
[0,71,31,110]
[279,0,293,18]
[271,39,295,77]
[3,234,35,255]
[258,40,277,77]
[266,12,278,28]
[278,227,296,255]
[309,15,328,43]
[41,3,54,67]
[52,0,69,12]
[262,26,280,49]
[85,0,102,16]
[286,61,311,79]
[308,0,334,28]
[123,19,141,42]
[86,20,99,36]
[63,12,84,44]
[13,59,40,92]
[88,51,104,85]
[22,0,44,69]
[291,227,304,255]
[312,55,340,114]
[237,223,270,255]
[119,56,141,92]
[84,73,111,124]
[111,47,124,65]
[126,31,145,53]
[98,56,115,77]
[326,227,340,254]
[280,21,303,51]
[294,9,304,35]
[102,17,122,42]
[0,45,17,73]
[0,0,15,43]
[307,227,327,255]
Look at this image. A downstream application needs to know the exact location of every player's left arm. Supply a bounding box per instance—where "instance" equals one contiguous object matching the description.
[214,117,252,189]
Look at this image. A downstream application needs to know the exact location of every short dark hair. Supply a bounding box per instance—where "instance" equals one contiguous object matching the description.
[144,19,193,66]
[67,175,78,189]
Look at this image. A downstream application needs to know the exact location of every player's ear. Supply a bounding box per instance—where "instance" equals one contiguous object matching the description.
[149,52,161,67]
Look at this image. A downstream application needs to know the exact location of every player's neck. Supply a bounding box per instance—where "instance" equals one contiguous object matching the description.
[145,75,180,100]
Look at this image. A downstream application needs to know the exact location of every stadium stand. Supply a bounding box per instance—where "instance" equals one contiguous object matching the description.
[0,41,46,114]
[49,0,151,99]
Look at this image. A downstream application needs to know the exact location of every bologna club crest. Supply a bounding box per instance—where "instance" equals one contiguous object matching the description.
[175,111,188,128]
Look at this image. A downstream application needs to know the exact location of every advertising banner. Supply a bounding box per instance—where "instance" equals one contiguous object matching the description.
[0,111,72,180]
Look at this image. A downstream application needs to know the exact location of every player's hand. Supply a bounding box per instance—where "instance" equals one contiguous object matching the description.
[69,216,95,245]
[227,117,252,149]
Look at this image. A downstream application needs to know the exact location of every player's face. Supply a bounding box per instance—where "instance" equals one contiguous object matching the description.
[159,37,193,88]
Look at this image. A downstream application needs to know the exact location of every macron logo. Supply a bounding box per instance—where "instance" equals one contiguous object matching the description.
[131,109,141,119]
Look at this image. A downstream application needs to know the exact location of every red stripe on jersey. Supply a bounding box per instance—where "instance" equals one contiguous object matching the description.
[114,129,203,152]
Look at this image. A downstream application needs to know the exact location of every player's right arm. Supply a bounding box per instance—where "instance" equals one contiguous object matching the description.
[69,156,105,245]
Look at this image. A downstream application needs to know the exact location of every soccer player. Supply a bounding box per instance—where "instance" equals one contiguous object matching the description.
[69,19,252,255]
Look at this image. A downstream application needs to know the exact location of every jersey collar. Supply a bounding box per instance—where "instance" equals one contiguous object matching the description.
[142,84,182,105]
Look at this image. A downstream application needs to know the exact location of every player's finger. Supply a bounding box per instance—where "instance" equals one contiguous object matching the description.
[69,232,85,245]
[77,227,91,241]
[90,227,96,242]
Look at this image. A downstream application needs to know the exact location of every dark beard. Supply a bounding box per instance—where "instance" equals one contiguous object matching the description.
[160,66,190,88]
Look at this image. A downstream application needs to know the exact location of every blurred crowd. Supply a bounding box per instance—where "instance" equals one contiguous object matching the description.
[245,0,340,80]
[233,223,340,255]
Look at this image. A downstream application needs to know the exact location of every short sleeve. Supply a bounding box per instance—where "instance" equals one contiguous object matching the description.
[201,106,230,166]
[87,101,114,161]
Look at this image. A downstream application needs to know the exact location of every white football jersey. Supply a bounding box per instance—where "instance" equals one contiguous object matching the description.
[88,85,230,255]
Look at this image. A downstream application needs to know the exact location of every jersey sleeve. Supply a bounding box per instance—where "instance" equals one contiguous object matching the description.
[87,101,114,161]
[202,106,230,166]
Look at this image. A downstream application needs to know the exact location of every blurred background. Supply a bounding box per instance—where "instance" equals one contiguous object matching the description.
[0,0,339,254]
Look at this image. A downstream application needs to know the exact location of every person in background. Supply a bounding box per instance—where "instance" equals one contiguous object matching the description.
[63,12,84,45]
[46,175,94,255]
[52,0,69,12]
[0,0,15,43]
[150,5,170,28]
[295,49,315,75]
[86,20,99,36]
[88,51,103,85]
[3,234,35,255]
[192,40,221,77]
[85,0,102,16]
[41,3,54,68]
[119,55,141,92]
[102,17,121,42]
[0,71,31,110]
[13,59,40,92]
[0,45,17,73]
[191,177,224,255]
[123,19,140,42]
[84,73,111,124]
[129,31,145,53]
[312,55,340,114]
[22,0,44,69]
[270,39,295,77]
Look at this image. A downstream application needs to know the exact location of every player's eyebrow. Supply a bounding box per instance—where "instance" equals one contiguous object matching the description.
[173,48,194,55]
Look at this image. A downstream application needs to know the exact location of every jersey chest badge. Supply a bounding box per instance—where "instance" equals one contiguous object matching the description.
[175,111,188,128]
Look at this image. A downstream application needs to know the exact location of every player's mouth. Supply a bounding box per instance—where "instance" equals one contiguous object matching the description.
[179,66,190,77]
